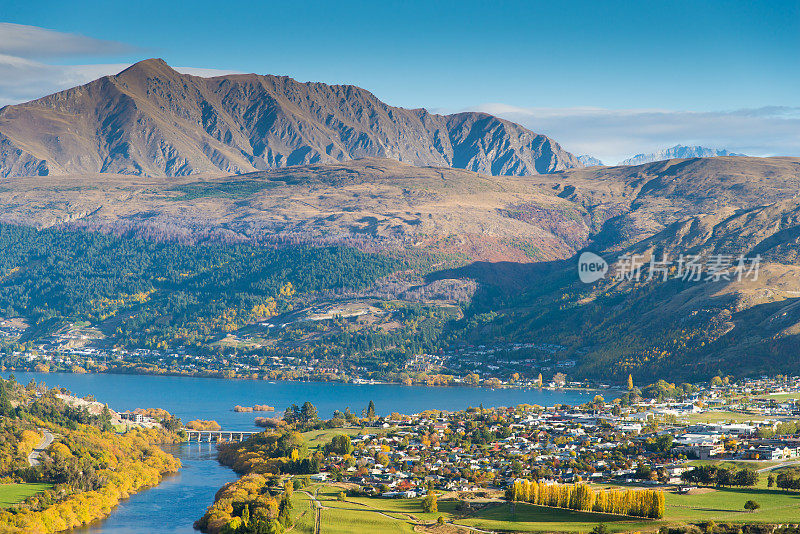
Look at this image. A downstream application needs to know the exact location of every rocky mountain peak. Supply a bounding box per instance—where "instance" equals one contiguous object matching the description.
[0,59,581,178]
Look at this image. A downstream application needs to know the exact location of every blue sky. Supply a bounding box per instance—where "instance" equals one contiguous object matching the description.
[1,0,798,162]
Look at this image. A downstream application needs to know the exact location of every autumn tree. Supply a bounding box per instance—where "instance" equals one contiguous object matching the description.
[364,400,376,420]
[464,373,480,385]
[422,492,438,513]
[325,434,354,455]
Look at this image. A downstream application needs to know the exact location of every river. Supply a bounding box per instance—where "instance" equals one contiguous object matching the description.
[11,371,615,533]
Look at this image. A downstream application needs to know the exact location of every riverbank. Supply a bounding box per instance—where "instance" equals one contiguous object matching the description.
[4,433,181,533]
[0,380,183,533]
[71,442,237,534]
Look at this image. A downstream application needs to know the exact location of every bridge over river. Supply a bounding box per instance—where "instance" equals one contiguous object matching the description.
[185,429,260,442]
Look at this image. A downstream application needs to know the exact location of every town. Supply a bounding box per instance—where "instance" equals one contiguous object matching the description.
[0,318,589,387]
[191,375,800,532]
[301,377,800,495]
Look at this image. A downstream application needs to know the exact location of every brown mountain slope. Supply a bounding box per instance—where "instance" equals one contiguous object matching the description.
[0,59,580,178]
[530,156,800,250]
[0,158,594,262]
[454,158,800,380]
[0,156,797,264]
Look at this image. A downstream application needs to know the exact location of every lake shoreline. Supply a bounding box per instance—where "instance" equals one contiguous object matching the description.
[7,367,617,397]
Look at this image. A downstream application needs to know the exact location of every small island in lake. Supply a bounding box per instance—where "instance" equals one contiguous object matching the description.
[234,404,275,413]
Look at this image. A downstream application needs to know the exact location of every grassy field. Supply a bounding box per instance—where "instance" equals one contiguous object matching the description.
[315,484,453,521]
[664,486,800,522]
[456,503,654,533]
[301,485,417,533]
[345,492,459,522]
[0,483,51,508]
[689,459,781,471]
[320,506,415,534]
[309,484,658,533]
[301,427,370,451]
[676,411,760,424]
[291,489,316,534]
[756,392,800,401]
[297,481,800,532]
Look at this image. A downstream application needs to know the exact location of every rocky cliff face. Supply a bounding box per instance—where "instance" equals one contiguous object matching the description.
[0,59,581,178]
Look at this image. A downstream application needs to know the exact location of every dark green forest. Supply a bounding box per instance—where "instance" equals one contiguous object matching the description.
[0,224,455,364]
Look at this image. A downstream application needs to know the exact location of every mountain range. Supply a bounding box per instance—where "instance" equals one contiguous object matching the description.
[0,60,799,381]
[0,59,581,178]
[620,144,746,165]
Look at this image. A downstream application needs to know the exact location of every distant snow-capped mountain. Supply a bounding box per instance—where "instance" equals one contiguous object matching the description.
[577,155,604,167]
[621,145,745,166]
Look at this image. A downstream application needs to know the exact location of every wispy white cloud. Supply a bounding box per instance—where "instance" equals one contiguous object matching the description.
[0,54,129,103]
[472,104,800,164]
[0,23,134,58]
[0,58,241,106]
[0,24,240,106]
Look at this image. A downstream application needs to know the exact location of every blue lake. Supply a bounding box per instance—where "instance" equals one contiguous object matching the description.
[9,372,616,533]
[13,372,608,430]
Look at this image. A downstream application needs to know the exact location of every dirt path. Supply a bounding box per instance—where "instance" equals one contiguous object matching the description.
[448,524,495,534]
[27,429,54,467]
[300,491,322,534]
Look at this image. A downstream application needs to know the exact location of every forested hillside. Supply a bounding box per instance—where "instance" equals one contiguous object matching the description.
[0,224,463,378]
[454,208,800,382]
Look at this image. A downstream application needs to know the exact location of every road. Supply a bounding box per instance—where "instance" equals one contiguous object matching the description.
[27,429,54,467]
[757,460,800,473]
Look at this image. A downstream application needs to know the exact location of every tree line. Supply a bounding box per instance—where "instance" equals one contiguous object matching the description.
[506,479,664,519]
[680,465,757,487]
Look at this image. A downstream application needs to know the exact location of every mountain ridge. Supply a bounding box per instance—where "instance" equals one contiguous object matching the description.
[0,58,581,178]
